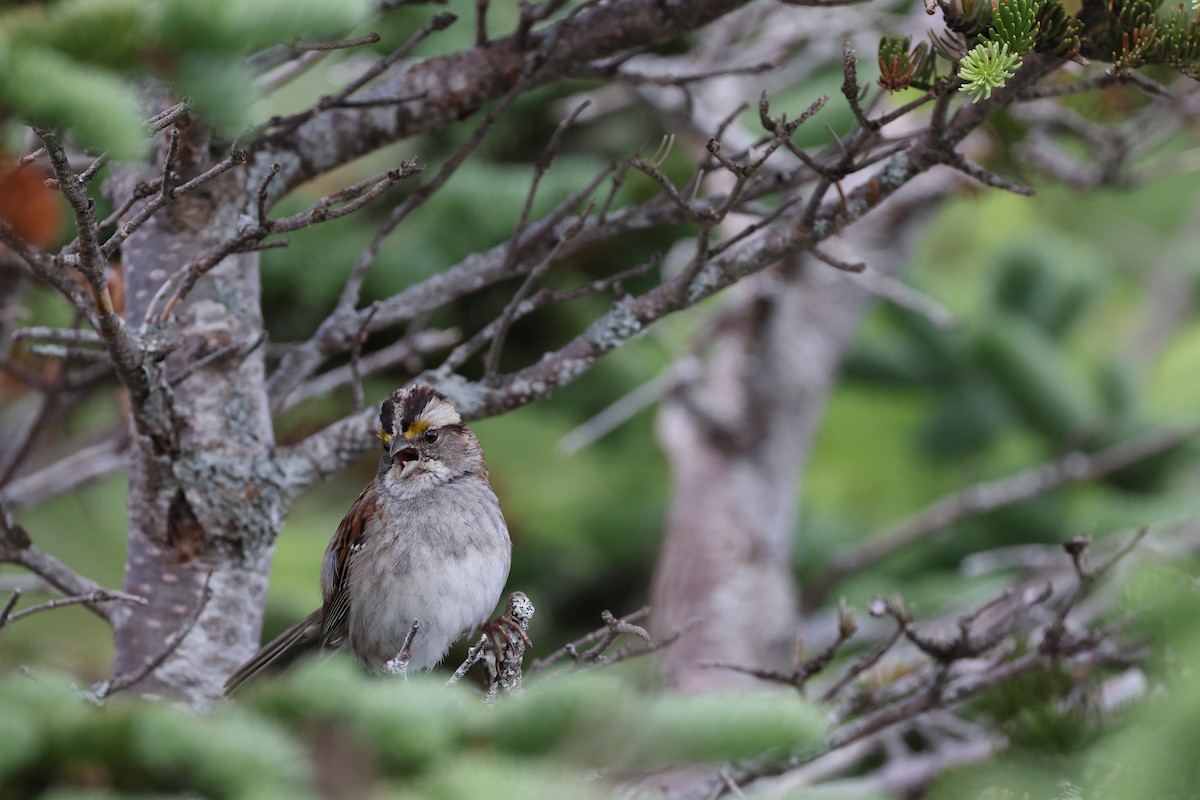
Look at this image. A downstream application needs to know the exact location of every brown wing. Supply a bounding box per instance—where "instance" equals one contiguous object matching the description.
[319,483,378,646]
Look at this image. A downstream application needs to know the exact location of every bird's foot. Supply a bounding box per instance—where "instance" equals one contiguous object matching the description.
[480,593,534,660]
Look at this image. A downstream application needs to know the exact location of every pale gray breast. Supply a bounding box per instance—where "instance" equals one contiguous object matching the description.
[347,474,511,671]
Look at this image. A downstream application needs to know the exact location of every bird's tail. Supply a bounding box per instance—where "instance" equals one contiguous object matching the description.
[224,609,323,695]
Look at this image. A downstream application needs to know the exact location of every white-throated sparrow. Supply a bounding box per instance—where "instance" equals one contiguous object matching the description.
[225,385,518,692]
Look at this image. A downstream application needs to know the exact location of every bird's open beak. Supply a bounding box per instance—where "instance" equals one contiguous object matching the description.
[390,440,421,480]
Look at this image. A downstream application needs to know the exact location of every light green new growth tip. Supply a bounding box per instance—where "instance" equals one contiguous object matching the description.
[957,0,1047,102]
[958,41,1023,101]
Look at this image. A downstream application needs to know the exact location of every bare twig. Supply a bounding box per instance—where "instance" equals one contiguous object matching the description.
[37,129,151,406]
[703,598,859,690]
[475,0,489,46]
[283,328,460,410]
[159,129,181,199]
[851,268,960,330]
[349,303,381,412]
[12,327,104,345]
[265,13,458,135]
[945,151,1036,196]
[104,151,246,259]
[483,206,594,384]
[529,607,652,674]
[1,498,135,623]
[821,622,905,702]
[168,331,266,387]
[0,589,20,629]
[149,161,420,324]
[805,424,1197,607]
[447,634,490,686]
[295,33,382,51]
[0,589,148,631]
[1,436,127,510]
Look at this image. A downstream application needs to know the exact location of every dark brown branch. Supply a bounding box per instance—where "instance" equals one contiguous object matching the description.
[159,129,181,199]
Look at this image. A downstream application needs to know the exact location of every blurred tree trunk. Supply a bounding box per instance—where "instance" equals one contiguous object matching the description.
[107,138,284,703]
[649,262,874,689]
[650,189,946,689]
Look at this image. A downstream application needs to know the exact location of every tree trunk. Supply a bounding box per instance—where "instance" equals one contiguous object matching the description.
[108,149,286,703]
[650,184,947,689]
[649,261,876,689]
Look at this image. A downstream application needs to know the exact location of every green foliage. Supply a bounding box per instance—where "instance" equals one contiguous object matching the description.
[973,312,1096,447]
[958,41,1024,102]
[991,0,1047,55]
[0,672,311,799]
[0,44,145,159]
[877,35,934,93]
[0,0,371,155]
[0,660,825,797]
[956,0,1048,103]
[973,664,1094,753]
[626,690,824,765]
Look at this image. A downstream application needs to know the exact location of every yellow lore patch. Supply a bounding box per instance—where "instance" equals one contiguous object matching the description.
[378,428,393,445]
[404,419,431,438]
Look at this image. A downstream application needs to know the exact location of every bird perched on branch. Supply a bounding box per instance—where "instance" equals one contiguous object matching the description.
[225,385,524,693]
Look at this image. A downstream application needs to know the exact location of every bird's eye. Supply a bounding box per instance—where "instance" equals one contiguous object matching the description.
[423,429,440,444]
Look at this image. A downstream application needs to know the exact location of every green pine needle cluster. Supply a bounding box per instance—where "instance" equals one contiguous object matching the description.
[958,41,1023,101]
[877,34,935,92]
[1099,0,1200,76]
[991,0,1044,53]
[0,661,826,798]
[957,0,1047,102]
